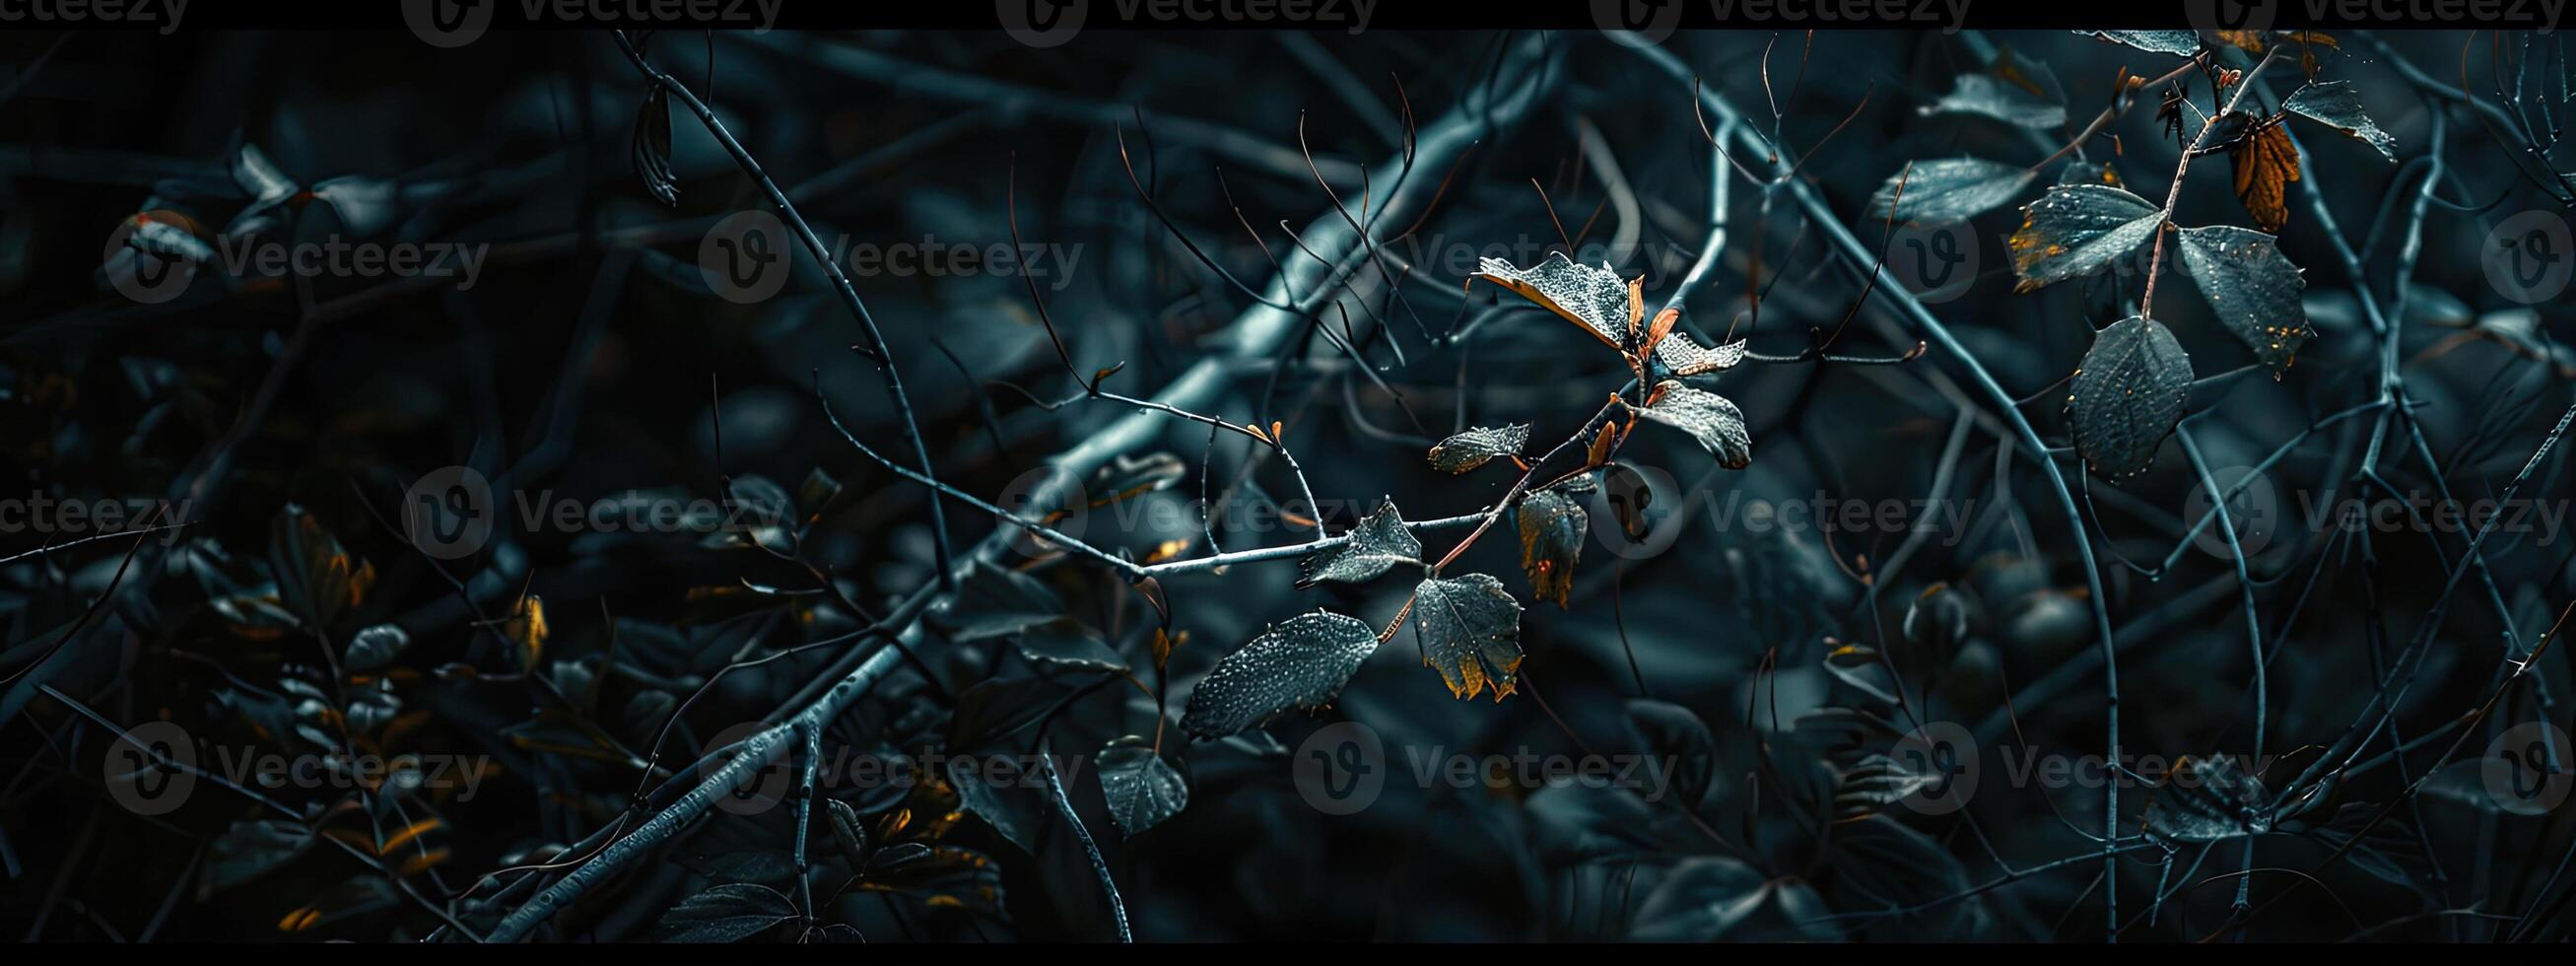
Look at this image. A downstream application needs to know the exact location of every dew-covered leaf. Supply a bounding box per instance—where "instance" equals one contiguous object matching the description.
[2068,315,2193,481]
[2143,755,2272,843]
[1097,735,1188,835]
[2178,225,2312,376]
[1869,158,2036,225]
[1296,498,1423,586]
[2073,30,2202,56]
[1515,489,1585,607]
[1181,611,1380,739]
[2007,183,2164,292]
[658,882,796,942]
[1412,573,1524,701]
[1636,380,1752,469]
[1428,424,1529,473]
[2285,80,2396,162]
[1468,251,1633,349]
[1922,73,2067,129]
[1652,329,1748,378]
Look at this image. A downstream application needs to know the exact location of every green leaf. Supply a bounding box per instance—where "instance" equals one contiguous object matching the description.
[1097,735,1188,835]
[1515,489,1586,607]
[1181,611,1381,739]
[1869,158,2037,225]
[2177,225,2312,376]
[1411,573,1524,700]
[1469,251,1634,349]
[658,882,796,942]
[1296,498,1423,586]
[2073,30,2202,56]
[1636,380,1753,469]
[2068,315,2193,481]
[2008,183,2164,293]
[1922,74,2067,129]
[2285,80,2397,162]
[1427,424,1529,473]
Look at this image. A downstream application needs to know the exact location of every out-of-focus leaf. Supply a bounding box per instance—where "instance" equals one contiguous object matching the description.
[1096,735,1187,835]
[1515,489,1585,607]
[2073,30,2202,56]
[2178,225,2312,376]
[1823,640,1901,705]
[1468,251,1633,349]
[1296,498,1422,586]
[937,562,1065,641]
[1636,380,1752,469]
[206,820,314,891]
[1869,157,2036,225]
[2285,80,2396,162]
[1412,573,1525,701]
[1923,73,2067,128]
[1012,618,1128,675]
[1901,583,1972,663]
[268,504,374,630]
[2059,159,2124,188]
[1628,858,1838,940]
[2007,183,2162,292]
[1181,611,1380,739]
[1834,752,1947,818]
[2068,315,2193,481]
[633,85,678,206]
[1623,699,1715,807]
[658,882,795,942]
[1427,424,1528,473]
[344,623,410,672]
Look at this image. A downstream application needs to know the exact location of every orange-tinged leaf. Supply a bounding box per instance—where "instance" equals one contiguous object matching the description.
[1467,252,1631,351]
[2227,113,2301,234]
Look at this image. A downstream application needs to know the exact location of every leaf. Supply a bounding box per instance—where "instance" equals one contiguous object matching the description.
[2007,183,2164,292]
[2285,80,2397,162]
[2177,225,2312,376]
[2224,112,2302,234]
[1096,735,1188,835]
[2068,315,2193,481]
[1823,641,1901,705]
[1515,489,1585,607]
[344,623,411,672]
[1870,158,2037,225]
[825,798,870,863]
[1427,424,1529,473]
[1635,380,1752,469]
[498,593,547,673]
[2143,756,2272,843]
[1653,330,1749,378]
[1411,573,1525,701]
[1623,699,1716,807]
[1181,611,1380,739]
[1922,73,2067,129]
[1467,251,1634,350]
[206,820,314,891]
[1295,498,1423,586]
[937,562,1065,641]
[1012,619,1129,675]
[1834,753,1948,818]
[658,882,796,942]
[633,85,679,206]
[2058,159,2124,188]
[1629,858,1836,941]
[2073,30,2202,56]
